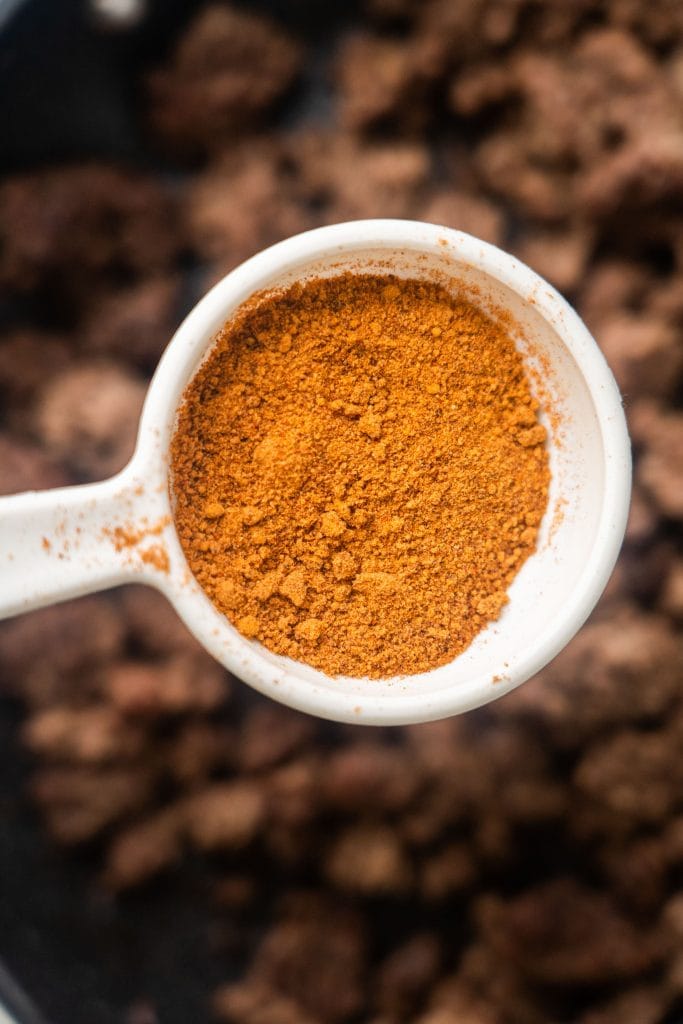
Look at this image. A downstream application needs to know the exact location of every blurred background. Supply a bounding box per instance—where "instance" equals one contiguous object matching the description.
[0,0,682,1022]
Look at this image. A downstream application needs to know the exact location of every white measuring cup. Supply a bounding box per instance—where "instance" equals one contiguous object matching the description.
[0,220,631,725]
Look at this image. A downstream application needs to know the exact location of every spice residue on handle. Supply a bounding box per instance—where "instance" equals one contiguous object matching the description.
[171,273,550,678]
[102,518,171,575]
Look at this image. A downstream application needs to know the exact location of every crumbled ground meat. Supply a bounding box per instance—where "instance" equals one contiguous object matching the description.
[185,140,312,275]
[183,781,266,852]
[0,330,71,433]
[0,165,179,303]
[233,895,367,1023]
[0,433,70,494]
[419,190,505,247]
[1,0,683,1021]
[477,879,663,985]
[146,4,303,158]
[36,362,146,478]
[79,277,181,370]
[102,806,184,890]
[103,654,228,717]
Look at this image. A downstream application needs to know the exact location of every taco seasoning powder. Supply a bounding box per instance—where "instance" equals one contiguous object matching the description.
[170,273,550,678]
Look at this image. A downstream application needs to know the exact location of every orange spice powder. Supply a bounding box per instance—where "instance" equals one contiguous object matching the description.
[170,273,550,677]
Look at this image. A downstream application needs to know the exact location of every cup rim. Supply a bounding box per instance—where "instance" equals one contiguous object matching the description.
[137,219,632,725]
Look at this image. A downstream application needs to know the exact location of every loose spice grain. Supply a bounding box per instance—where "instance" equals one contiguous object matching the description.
[171,273,550,677]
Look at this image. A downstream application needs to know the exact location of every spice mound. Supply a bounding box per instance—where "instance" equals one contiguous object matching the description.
[171,273,550,678]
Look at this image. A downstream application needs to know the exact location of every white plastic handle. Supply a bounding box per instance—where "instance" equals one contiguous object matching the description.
[0,463,165,618]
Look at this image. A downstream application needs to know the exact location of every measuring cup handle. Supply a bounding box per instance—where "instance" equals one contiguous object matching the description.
[0,464,167,620]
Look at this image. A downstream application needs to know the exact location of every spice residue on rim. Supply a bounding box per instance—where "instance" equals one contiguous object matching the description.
[171,272,550,677]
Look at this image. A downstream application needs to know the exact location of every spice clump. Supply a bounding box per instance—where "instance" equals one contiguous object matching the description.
[171,273,550,677]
